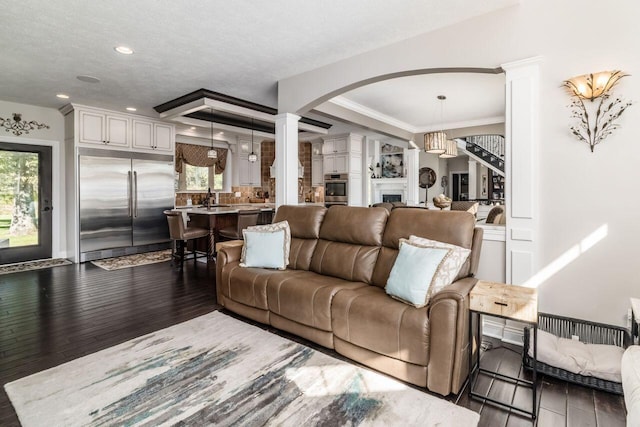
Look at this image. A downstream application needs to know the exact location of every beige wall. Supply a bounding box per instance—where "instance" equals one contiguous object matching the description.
[279,0,640,326]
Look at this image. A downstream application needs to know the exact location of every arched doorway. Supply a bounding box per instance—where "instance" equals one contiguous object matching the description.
[277,58,540,286]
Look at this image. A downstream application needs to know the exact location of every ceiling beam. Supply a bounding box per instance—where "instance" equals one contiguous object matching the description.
[313,102,415,141]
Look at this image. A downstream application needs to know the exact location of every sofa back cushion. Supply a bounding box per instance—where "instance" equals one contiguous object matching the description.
[273,205,327,270]
[310,206,388,283]
[371,209,478,288]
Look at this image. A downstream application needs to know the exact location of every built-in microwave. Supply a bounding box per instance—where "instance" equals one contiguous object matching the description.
[324,173,348,203]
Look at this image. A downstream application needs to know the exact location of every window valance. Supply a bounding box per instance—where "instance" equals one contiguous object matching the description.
[175,143,227,173]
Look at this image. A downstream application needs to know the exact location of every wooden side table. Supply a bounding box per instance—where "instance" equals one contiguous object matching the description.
[468,280,539,419]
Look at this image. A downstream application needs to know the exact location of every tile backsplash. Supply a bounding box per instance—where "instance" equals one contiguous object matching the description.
[175,141,324,206]
[175,186,263,206]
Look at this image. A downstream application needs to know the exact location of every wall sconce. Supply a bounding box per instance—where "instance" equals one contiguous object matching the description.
[563,70,632,152]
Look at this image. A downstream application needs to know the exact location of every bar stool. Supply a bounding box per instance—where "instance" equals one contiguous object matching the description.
[218,209,261,241]
[164,210,210,269]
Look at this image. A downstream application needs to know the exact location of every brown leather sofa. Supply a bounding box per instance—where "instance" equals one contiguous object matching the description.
[216,205,483,396]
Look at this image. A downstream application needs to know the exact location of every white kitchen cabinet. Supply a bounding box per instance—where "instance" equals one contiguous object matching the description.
[312,142,323,157]
[237,156,261,186]
[322,138,348,154]
[238,140,251,156]
[106,116,129,147]
[79,110,128,147]
[153,124,173,152]
[312,157,324,186]
[323,154,348,174]
[236,138,261,186]
[132,119,153,150]
[74,105,174,152]
[321,133,364,205]
[348,174,363,206]
[132,120,174,152]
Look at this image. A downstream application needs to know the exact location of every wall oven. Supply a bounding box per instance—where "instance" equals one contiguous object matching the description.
[324,173,348,204]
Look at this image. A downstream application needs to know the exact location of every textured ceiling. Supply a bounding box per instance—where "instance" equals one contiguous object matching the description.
[1,0,516,121]
[338,72,506,131]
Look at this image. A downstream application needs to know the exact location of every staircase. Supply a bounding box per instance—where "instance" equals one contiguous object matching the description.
[462,135,505,175]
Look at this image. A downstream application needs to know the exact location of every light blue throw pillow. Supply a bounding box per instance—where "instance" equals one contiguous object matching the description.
[386,240,451,307]
[241,229,287,270]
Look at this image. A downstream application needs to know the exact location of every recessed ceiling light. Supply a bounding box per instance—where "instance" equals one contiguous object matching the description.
[56,93,70,99]
[126,107,137,112]
[77,75,101,83]
[218,132,224,135]
[114,46,134,55]
[190,126,196,130]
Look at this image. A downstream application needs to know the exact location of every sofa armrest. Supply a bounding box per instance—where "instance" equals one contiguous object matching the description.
[431,276,477,305]
[215,245,243,306]
[427,276,477,395]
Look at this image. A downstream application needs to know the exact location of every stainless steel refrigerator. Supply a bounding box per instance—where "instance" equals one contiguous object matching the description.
[78,148,174,262]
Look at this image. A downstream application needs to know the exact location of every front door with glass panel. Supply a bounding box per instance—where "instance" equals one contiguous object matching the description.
[0,143,53,264]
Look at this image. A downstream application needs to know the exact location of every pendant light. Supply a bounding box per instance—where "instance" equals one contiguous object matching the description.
[248,118,257,163]
[439,139,458,158]
[207,108,217,159]
[424,95,447,154]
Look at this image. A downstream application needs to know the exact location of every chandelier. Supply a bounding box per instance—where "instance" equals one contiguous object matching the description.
[424,95,447,154]
[439,139,458,158]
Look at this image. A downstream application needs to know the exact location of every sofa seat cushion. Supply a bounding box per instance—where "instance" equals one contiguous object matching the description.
[332,286,430,366]
[267,271,367,332]
[220,261,306,310]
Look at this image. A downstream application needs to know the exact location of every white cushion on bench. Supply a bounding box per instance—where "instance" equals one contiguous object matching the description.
[529,329,624,383]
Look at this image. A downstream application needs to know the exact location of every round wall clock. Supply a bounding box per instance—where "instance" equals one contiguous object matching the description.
[418,167,437,189]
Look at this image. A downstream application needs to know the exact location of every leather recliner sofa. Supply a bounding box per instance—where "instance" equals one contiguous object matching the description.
[216,205,483,396]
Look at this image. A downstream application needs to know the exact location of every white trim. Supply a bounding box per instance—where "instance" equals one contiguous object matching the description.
[330,96,505,134]
[371,178,408,203]
[274,113,301,207]
[0,135,64,259]
[502,56,541,285]
[416,116,505,133]
[160,98,328,135]
[330,96,416,132]
[478,224,506,242]
[174,134,230,148]
[175,117,275,139]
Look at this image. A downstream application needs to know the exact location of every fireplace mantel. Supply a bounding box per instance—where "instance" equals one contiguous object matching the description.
[371,178,407,203]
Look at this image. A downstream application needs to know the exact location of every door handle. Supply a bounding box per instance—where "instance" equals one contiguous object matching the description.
[133,171,138,218]
[127,171,132,217]
[43,206,52,212]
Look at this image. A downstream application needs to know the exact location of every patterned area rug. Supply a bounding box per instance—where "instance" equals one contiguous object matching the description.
[4,311,479,426]
[0,258,71,275]
[90,249,172,270]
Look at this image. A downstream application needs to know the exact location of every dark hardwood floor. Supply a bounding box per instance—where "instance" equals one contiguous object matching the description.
[0,260,627,426]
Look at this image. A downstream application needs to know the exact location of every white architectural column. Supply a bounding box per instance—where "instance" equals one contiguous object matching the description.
[405,148,420,205]
[275,113,301,207]
[502,57,541,285]
[468,159,478,200]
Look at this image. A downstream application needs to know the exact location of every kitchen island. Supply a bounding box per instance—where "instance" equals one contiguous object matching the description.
[171,204,275,258]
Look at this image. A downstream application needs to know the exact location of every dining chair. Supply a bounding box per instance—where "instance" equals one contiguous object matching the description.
[218,209,261,241]
[164,210,210,269]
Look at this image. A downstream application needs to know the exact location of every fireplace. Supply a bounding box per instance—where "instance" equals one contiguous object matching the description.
[382,194,402,203]
[372,178,407,204]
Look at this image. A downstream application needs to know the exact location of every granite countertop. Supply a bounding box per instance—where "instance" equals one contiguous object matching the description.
[173,204,274,215]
